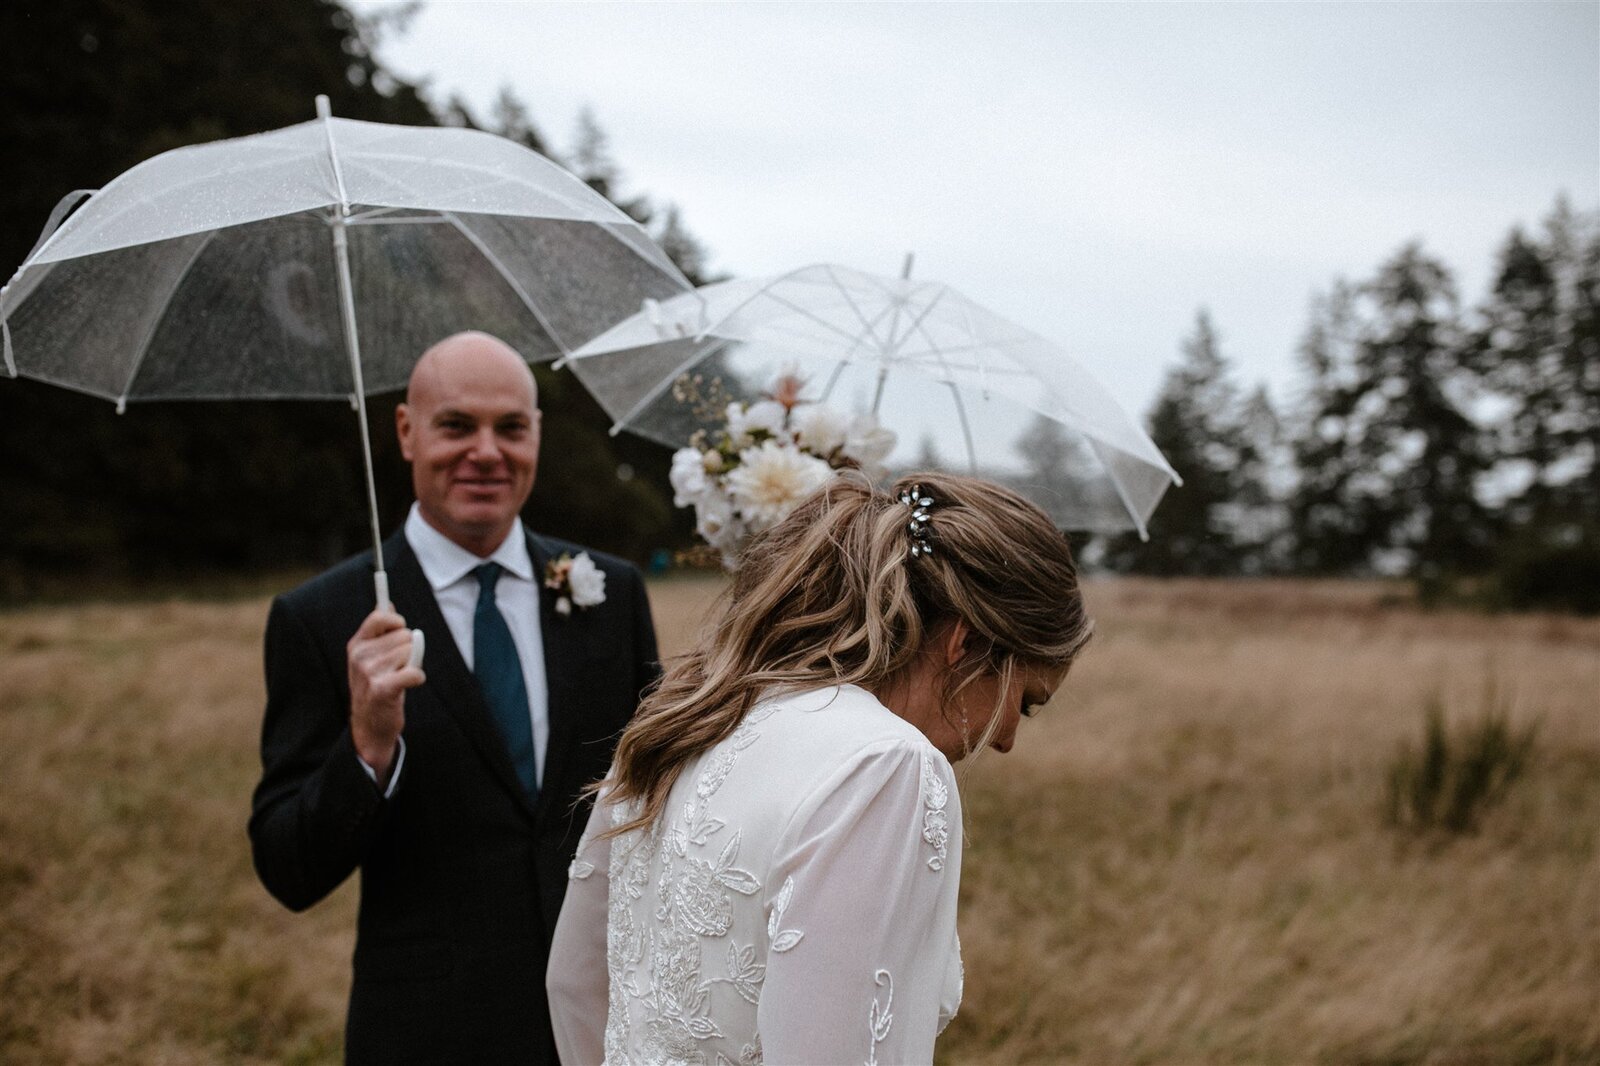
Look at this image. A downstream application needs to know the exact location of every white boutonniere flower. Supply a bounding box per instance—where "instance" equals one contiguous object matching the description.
[544,552,606,616]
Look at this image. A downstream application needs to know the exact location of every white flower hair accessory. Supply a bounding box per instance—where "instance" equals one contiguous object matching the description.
[667,370,898,568]
[544,552,606,616]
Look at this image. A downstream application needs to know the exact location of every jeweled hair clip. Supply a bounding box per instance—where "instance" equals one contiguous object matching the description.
[898,485,934,557]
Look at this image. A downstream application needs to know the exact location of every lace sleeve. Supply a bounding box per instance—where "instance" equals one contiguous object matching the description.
[547,790,614,1066]
[757,742,963,1065]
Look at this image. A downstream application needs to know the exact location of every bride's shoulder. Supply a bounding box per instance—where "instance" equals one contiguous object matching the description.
[751,683,946,771]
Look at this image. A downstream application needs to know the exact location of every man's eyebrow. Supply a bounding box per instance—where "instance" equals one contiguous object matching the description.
[431,407,473,422]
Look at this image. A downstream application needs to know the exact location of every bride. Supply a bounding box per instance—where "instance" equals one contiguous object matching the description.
[548,472,1093,1064]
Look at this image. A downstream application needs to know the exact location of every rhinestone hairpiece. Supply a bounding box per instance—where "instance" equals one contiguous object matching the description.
[898,484,934,557]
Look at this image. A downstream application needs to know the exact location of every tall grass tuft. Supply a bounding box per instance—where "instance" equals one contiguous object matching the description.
[1387,687,1538,833]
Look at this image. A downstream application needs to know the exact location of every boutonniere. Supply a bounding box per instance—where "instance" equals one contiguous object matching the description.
[544,551,607,616]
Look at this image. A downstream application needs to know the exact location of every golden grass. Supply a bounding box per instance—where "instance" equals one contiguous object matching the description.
[1,577,1596,1064]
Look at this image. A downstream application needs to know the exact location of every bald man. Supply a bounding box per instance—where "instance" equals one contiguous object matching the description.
[250,333,659,1065]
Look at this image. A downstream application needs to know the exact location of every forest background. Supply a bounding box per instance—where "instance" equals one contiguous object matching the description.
[1,0,1596,614]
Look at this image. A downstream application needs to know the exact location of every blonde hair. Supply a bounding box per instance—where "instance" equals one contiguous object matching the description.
[602,471,1092,837]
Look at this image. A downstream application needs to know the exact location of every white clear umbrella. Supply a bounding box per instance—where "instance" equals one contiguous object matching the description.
[1,95,691,606]
[562,259,1179,537]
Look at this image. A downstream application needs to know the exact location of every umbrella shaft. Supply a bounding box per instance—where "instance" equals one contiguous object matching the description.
[330,218,387,580]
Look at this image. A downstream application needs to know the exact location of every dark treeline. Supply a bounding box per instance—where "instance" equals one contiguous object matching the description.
[1106,200,1600,613]
[5,3,1594,613]
[0,0,711,598]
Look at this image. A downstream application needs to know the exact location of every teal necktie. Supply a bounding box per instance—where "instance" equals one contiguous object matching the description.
[473,563,537,798]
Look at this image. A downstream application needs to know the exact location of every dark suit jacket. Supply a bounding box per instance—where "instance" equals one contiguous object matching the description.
[249,527,659,1065]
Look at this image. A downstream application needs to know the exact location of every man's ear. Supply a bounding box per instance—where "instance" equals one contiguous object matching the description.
[396,403,414,462]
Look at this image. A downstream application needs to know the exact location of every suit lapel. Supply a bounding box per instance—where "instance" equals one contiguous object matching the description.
[528,533,586,827]
[385,531,538,822]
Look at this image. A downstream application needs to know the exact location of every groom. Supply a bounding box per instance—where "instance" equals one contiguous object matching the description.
[249,332,659,1065]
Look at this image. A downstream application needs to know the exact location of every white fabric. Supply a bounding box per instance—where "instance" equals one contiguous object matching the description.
[404,504,550,786]
[548,684,964,1066]
[355,737,406,799]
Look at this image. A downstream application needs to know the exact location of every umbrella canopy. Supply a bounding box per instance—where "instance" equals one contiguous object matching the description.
[563,261,1180,536]
[1,96,691,603]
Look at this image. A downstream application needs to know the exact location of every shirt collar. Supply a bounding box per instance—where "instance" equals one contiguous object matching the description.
[404,503,534,591]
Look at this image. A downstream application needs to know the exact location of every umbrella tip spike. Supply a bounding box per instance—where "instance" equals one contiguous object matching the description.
[552,357,568,371]
[115,397,126,415]
[608,424,623,437]
[315,95,332,120]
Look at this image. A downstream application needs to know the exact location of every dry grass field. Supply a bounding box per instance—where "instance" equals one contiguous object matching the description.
[1,576,1596,1064]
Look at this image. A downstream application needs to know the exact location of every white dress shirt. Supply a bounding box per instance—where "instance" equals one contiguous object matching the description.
[404,503,550,788]
[358,506,551,795]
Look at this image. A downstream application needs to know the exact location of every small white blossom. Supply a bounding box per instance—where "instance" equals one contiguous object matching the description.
[789,402,849,456]
[694,491,743,550]
[566,552,607,608]
[842,416,897,480]
[726,399,787,444]
[554,596,572,616]
[726,440,833,531]
[669,447,710,506]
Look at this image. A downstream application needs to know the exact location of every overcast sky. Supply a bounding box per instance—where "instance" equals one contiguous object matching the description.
[349,0,1598,416]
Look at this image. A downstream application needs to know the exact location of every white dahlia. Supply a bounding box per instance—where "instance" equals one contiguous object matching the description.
[725,440,833,530]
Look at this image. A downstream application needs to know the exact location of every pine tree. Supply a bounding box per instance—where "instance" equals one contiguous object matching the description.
[1475,199,1600,537]
[1288,283,1372,573]
[1103,310,1267,575]
[1289,245,1490,578]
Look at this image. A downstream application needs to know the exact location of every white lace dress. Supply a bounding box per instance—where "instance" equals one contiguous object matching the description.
[547,684,964,1066]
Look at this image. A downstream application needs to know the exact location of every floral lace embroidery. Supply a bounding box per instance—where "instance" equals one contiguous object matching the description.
[766,877,805,952]
[606,703,780,1061]
[920,754,950,871]
[865,969,894,1066]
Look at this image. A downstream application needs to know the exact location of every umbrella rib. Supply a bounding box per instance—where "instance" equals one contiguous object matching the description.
[1087,437,1151,540]
[443,213,572,354]
[606,337,732,436]
[116,229,220,410]
[345,214,452,226]
[687,263,841,343]
[752,290,879,350]
[944,381,979,474]
[820,264,891,352]
[890,285,949,357]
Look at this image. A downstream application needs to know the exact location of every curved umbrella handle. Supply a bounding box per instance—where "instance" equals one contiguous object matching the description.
[373,569,426,670]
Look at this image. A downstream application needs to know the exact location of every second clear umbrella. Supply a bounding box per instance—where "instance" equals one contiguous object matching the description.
[562,260,1179,537]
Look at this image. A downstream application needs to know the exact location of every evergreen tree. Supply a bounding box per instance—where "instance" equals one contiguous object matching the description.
[1232,384,1292,573]
[1287,283,1373,572]
[1103,310,1268,575]
[1474,199,1600,536]
[654,203,715,287]
[1288,245,1490,578]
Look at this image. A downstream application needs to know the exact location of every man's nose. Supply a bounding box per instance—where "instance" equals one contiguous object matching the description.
[465,429,502,462]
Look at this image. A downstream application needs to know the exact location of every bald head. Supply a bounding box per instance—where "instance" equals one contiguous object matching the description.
[407,331,537,410]
[396,332,542,556]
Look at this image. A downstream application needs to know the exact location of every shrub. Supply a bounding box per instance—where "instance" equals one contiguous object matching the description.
[1490,534,1600,616]
[1386,690,1538,834]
